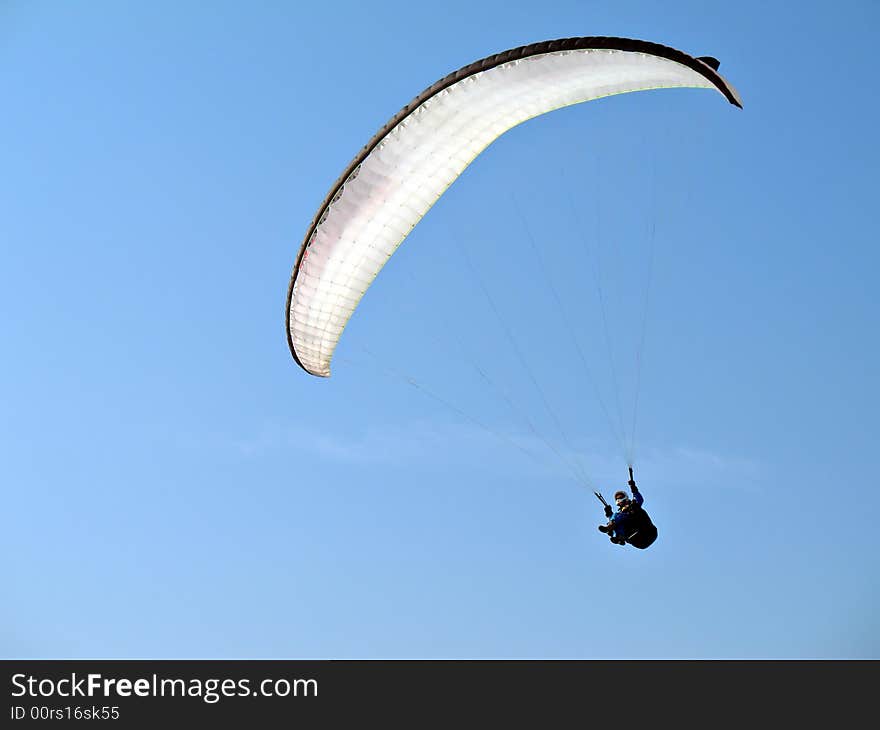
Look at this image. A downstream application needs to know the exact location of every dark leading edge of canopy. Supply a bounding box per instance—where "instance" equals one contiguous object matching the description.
[285,36,743,376]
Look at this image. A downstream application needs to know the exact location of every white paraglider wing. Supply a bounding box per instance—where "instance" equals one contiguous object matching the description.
[286,37,741,376]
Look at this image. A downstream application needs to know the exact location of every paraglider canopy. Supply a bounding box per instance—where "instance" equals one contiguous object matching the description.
[285,36,742,378]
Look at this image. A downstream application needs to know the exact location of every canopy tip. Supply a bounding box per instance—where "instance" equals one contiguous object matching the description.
[697,55,721,71]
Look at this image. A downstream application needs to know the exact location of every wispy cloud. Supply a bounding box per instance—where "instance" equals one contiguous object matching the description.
[238,419,563,474]
[630,445,766,495]
[232,419,765,494]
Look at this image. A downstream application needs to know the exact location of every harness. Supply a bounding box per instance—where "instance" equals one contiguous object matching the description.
[595,472,657,549]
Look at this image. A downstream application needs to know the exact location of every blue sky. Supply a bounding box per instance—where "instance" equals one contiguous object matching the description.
[2,1,878,658]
